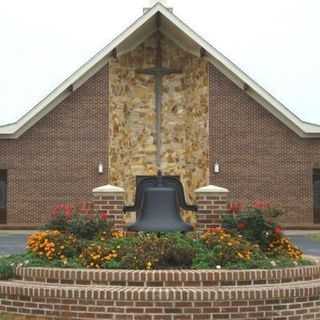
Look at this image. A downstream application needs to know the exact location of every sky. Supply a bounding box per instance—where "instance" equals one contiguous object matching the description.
[0,0,319,126]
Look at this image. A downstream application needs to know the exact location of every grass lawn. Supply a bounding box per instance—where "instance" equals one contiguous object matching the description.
[0,314,14,320]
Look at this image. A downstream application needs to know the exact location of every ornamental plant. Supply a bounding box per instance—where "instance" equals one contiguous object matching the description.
[267,235,303,260]
[192,227,258,269]
[79,242,120,269]
[222,201,284,250]
[16,200,309,272]
[27,230,77,262]
[120,233,196,270]
[44,202,113,240]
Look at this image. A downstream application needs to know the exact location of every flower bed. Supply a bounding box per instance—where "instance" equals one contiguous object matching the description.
[0,202,320,319]
[0,202,311,279]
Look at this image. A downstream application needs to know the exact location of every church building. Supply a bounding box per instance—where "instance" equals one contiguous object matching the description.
[1,1,320,227]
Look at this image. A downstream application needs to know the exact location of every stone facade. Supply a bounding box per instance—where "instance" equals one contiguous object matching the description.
[109,34,209,204]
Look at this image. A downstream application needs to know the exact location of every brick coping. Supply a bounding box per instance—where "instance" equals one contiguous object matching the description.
[16,263,320,287]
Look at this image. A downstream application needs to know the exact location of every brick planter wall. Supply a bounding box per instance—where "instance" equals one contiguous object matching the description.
[16,265,320,287]
[1,264,320,319]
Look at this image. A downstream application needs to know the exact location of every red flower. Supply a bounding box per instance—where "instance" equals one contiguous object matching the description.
[274,225,282,235]
[237,222,246,230]
[64,205,74,220]
[227,201,243,214]
[51,204,64,217]
[100,211,109,221]
[252,200,270,210]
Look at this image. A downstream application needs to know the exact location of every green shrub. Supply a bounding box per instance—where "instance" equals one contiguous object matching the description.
[0,258,15,280]
[222,203,283,250]
[192,227,260,269]
[44,203,113,240]
[118,233,196,270]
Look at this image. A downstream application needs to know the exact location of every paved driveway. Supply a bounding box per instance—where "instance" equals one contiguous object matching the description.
[0,231,32,256]
[0,230,319,257]
[287,231,320,256]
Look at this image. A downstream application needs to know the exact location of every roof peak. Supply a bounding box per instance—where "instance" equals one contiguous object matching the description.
[143,0,173,13]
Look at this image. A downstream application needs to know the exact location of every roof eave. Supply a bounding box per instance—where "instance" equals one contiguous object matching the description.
[0,2,319,139]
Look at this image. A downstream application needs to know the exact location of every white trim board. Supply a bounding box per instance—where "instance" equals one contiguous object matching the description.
[1,2,320,139]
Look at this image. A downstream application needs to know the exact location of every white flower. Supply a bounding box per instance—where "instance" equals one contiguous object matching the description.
[24,260,29,265]
[265,232,269,236]
[293,261,298,266]
[216,265,221,269]
[270,260,277,267]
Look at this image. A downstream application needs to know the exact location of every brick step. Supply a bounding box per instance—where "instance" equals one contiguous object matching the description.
[11,278,320,290]
[1,278,320,319]
[16,265,320,288]
[1,278,320,301]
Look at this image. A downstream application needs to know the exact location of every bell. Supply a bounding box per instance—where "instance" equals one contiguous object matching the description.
[127,175,193,232]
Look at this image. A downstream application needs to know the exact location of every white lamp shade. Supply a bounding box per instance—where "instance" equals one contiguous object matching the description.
[98,162,104,174]
[214,161,220,174]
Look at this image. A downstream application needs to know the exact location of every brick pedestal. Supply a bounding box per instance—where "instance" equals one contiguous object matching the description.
[195,185,229,231]
[92,185,125,230]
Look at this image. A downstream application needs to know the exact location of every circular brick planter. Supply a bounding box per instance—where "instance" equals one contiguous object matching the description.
[0,264,320,319]
[16,265,320,286]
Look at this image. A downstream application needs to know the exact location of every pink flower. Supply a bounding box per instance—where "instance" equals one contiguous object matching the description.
[100,212,109,221]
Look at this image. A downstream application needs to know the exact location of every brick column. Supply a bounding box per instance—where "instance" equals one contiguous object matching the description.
[194,185,229,231]
[92,185,125,230]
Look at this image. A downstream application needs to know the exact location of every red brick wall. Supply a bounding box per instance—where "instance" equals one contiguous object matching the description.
[2,266,320,319]
[0,67,108,224]
[209,64,320,225]
[2,61,320,226]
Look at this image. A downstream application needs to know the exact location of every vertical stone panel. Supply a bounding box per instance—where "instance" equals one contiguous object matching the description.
[109,34,209,203]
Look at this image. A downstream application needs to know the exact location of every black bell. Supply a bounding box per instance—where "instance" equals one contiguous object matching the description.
[127,173,193,232]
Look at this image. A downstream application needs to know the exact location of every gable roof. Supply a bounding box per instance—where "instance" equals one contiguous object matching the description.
[1,2,320,139]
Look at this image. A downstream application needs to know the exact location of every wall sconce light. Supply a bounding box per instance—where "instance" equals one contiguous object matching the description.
[213,161,220,174]
[98,162,104,174]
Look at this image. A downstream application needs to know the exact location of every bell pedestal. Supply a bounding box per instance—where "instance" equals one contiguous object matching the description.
[194,185,229,231]
[92,185,125,230]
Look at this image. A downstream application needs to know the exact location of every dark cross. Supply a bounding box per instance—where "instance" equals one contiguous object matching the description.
[136,31,181,170]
